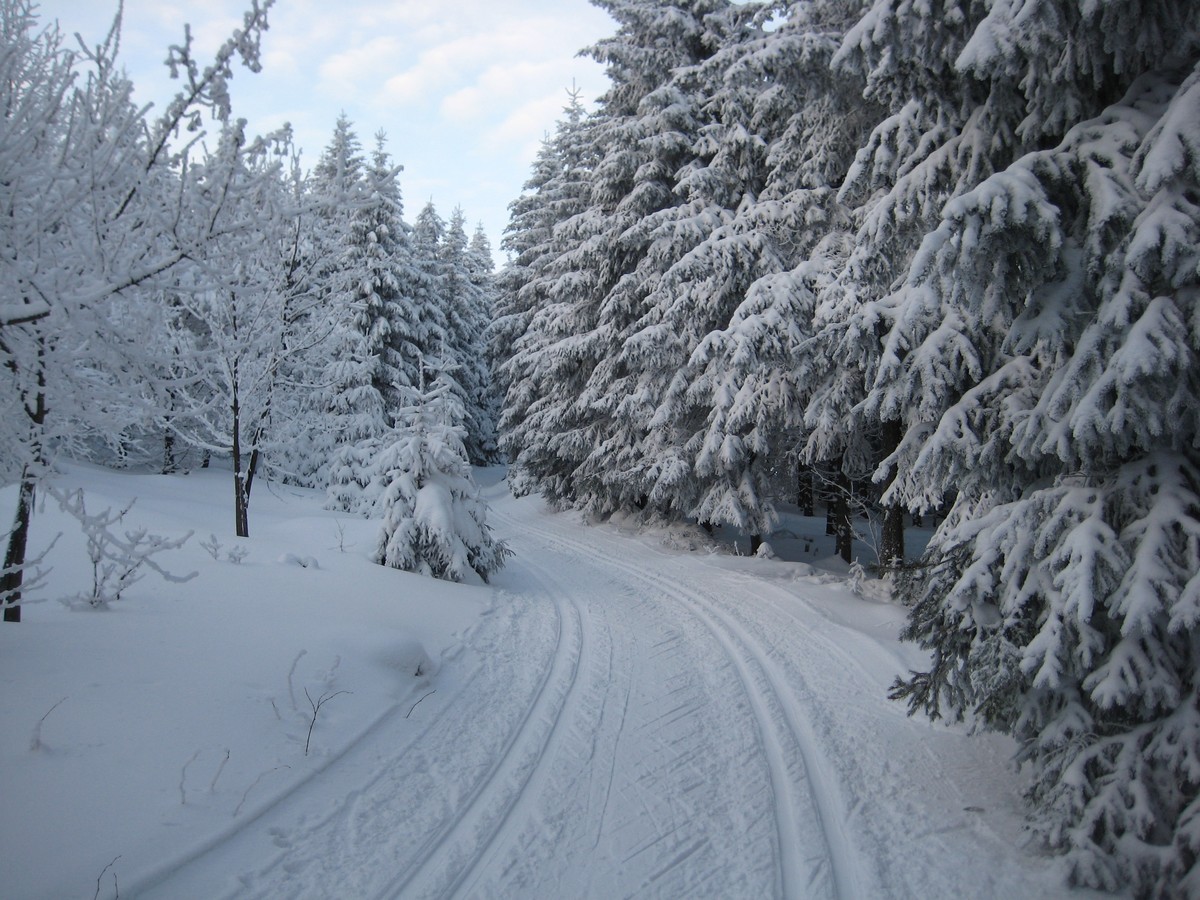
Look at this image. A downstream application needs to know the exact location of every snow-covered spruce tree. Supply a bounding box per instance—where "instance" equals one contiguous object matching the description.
[409,201,457,389]
[639,0,874,542]
[373,379,510,583]
[796,0,1031,566]
[465,222,502,464]
[308,117,378,505]
[574,0,782,525]
[492,87,597,475]
[323,132,422,512]
[877,11,1200,895]
[353,133,413,419]
[441,207,497,465]
[504,0,754,514]
[0,0,274,618]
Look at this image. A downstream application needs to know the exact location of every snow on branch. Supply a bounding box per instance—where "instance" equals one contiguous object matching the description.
[53,488,197,609]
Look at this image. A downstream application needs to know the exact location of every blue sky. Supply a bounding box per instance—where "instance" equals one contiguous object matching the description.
[35,0,615,260]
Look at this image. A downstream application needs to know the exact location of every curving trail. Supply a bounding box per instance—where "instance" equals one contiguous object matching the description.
[138,491,1072,899]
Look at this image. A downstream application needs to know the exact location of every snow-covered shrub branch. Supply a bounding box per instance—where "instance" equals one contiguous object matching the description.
[55,489,197,609]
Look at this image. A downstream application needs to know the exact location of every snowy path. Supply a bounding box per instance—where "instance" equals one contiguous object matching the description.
[134,492,1075,899]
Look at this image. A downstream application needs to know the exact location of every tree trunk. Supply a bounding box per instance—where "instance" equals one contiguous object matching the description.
[824,471,837,536]
[881,506,905,571]
[750,533,763,556]
[796,461,814,517]
[4,341,48,623]
[832,465,853,564]
[879,419,905,570]
[1,471,36,623]
[234,472,249,538]
[244,443,261,504]
[162,431,176,474]
[231,370,249,538]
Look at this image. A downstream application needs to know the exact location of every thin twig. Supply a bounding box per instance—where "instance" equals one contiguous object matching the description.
[30,696,68,751]
[179,750,201,805]
[93,855,121,900]
[304,688,350,755]
[406,690,436,719]
[210,748,231,792]
[234,765,291,817]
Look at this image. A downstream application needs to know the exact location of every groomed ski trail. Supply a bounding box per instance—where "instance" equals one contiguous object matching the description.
[135,491,1075,899]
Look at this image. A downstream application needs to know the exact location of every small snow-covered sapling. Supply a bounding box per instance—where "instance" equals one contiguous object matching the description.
[56,489,196,608]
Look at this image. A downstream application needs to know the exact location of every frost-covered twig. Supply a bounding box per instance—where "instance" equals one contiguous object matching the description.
[287,649,306,712]
[30,696,67,751]
[54,489,196,608]
[201,534,248,564]
[200,533,223,560]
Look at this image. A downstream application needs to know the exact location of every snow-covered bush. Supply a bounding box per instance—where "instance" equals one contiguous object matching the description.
[374,383,510,583]
[56,489,197,609]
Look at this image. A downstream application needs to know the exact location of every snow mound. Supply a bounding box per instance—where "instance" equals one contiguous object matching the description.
[279,552,320,569]
[376,638,437,682]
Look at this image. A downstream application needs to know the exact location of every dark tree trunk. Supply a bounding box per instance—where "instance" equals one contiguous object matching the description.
[750,533,763,556]
[231,367,250,538]
[824,469,837,536]
[4,342,48,623]
[832,465,853,564]
[796,462,814,517]
[162,431,176,474]
[881,506,905,570]
[879,419,905,570]
[1,471,36,623]
[244,443,261,504]
[234,472,249,538]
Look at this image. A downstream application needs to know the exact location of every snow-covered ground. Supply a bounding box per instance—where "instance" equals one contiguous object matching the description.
[1,465,1100,898]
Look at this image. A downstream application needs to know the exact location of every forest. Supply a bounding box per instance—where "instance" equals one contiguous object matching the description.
[2,0,1199,895]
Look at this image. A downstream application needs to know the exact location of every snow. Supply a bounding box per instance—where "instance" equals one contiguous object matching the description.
[0,464,1098,899]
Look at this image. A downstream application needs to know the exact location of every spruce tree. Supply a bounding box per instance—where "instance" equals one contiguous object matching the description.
[869,1,1200,892]
[441,207,496,465]
[504,0,753,514]
[373,379,511,583]
[492,87,596,475]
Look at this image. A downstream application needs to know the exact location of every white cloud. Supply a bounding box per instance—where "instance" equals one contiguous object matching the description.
[318,35,408,94]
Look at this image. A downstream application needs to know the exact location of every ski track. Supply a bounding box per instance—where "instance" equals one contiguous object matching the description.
[384,568,587,899]
[497,509,853,900]
[136,495,1068,899]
